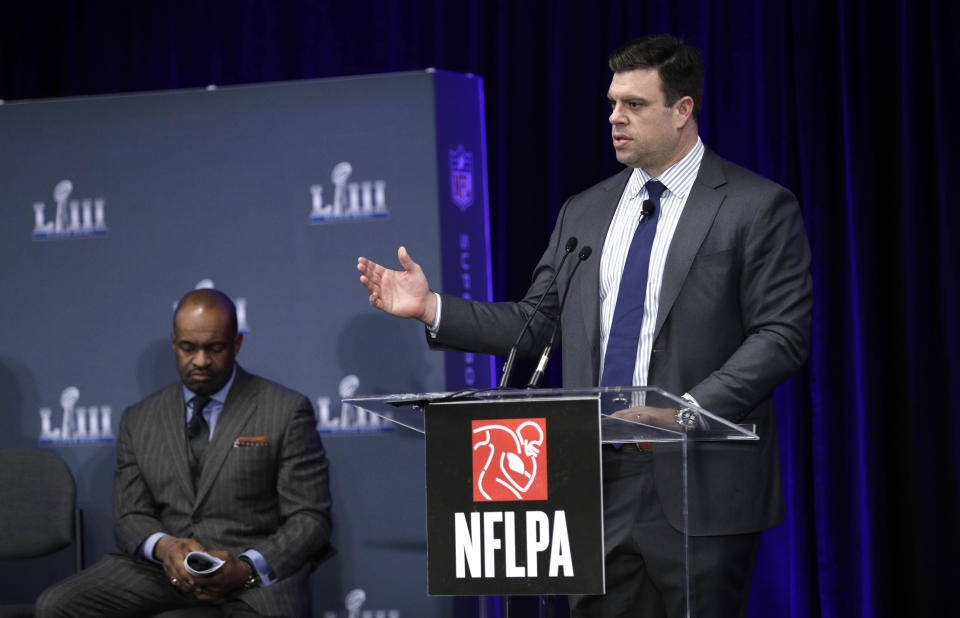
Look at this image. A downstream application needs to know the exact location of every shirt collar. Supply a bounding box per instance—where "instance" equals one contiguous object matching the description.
[182,363,237,406]
[627,137,705,199]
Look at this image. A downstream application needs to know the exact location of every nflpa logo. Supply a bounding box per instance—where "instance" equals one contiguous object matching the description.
[472,418,547,501]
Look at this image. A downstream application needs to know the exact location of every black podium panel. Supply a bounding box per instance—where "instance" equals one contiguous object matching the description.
[424,397,604,596]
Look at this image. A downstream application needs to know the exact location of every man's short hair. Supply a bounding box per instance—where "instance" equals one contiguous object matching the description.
[608,35,705,122]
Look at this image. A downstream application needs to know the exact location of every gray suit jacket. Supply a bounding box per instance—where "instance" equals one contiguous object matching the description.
[113,366,332,616]
[431,148,812,536]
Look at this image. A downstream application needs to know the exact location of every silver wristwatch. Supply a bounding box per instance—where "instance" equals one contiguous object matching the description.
[674,406,698,429]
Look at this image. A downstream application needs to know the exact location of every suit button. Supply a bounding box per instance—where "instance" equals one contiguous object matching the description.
[192,515,201,524]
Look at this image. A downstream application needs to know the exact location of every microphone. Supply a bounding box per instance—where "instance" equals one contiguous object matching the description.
[526,246,593,388]
[499,237,579,388]
[641,199,656,218]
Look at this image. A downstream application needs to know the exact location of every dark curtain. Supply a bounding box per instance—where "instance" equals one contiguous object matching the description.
[3,1,957,616]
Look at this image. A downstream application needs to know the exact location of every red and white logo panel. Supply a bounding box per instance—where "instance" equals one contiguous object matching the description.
[472,418,548,502]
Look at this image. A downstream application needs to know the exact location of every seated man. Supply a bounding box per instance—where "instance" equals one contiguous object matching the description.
[38,289,332,618]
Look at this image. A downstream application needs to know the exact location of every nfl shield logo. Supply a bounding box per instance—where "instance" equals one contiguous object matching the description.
[449,145,474,212]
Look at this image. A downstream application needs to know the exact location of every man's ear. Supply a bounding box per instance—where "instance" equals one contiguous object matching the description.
[674,96,695,128]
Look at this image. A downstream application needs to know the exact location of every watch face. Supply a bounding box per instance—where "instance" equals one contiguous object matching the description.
[675,408,697,429]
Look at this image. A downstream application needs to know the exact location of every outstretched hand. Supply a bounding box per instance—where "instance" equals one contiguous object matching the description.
[358,246,437,325]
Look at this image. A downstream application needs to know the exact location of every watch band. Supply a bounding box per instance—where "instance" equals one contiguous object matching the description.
[237,555,260,590]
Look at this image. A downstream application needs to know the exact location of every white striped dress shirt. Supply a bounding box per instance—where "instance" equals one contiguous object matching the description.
[599,138,705,387]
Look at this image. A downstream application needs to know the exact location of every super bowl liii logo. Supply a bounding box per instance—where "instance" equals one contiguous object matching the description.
[322,588,399,618]
[32,180,108,240]
[315,375,393,434]
[309,162,388,223]
[39,387,114,444]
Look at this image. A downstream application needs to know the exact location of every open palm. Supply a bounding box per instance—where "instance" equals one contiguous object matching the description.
[358,246,434,322]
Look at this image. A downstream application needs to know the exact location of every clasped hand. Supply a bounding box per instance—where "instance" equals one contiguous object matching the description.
[155,536,249,600]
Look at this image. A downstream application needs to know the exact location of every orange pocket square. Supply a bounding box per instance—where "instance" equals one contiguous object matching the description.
[233,436,269,448]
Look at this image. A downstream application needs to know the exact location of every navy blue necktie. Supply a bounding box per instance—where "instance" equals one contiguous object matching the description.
[601,180,666,387]
[188,395,211,467]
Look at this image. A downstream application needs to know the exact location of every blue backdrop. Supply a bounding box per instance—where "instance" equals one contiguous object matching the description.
[2,1,958,617]
[0,70,493,617]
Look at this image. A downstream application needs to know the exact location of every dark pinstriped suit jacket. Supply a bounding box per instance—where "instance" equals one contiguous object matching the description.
[430,149,812,536]
[113,366,332,616]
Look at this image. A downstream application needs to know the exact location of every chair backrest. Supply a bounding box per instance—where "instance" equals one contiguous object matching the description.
[0,448,81,568]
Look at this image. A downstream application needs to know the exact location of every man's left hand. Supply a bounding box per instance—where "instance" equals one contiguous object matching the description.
[190,551,251,601]
[610,405,678,431]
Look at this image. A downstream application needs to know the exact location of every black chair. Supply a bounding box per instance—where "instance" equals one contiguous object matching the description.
[0,448,84,618]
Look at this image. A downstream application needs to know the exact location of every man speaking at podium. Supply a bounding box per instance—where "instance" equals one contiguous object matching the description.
[358,35,812,618]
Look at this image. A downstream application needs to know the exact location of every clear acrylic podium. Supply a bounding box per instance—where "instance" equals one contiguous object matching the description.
[345,386,757,617]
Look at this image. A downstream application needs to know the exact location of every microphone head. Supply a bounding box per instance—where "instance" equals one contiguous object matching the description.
[564,237,579,253]
[641,199,656,217]
[578,246,593,261]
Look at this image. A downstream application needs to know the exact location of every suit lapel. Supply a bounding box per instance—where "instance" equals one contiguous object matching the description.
[653,149,727,342]
[580,168,632,376]
[194,367,258,507]
[157,386,196,500]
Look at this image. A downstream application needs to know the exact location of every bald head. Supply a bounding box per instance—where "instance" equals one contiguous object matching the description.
[173,289,238,338]
[171,289,242,395]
